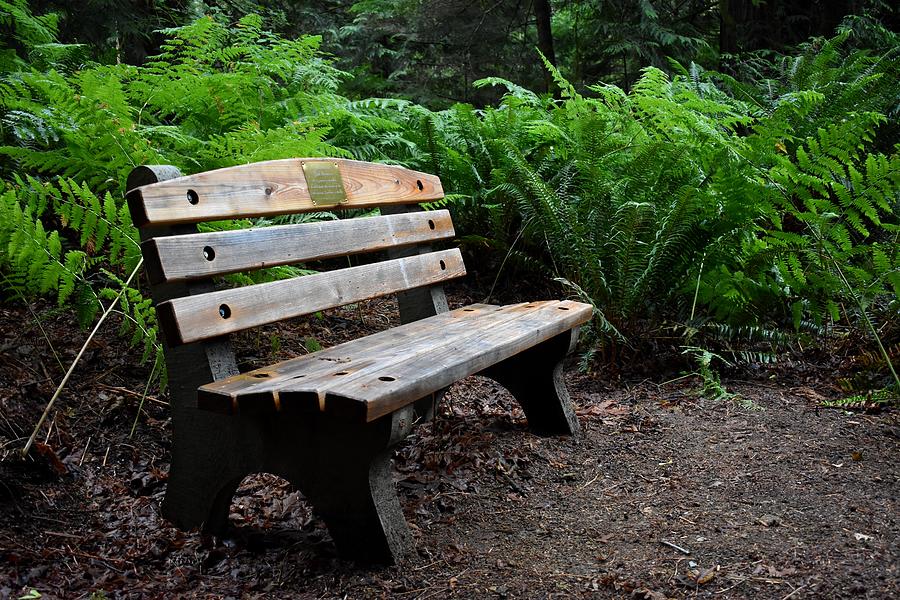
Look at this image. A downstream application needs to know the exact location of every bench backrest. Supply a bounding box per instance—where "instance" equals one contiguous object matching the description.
[126,158,464,349]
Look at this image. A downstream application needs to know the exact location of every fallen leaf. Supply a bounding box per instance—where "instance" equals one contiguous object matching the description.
[34,442,67,476]
[696,567,717,585]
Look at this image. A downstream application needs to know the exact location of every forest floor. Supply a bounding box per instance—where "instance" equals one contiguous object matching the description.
[0,284,898,599]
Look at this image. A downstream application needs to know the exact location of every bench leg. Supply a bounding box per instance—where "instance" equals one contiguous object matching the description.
[162,407,263,534]
[292,448,412,563]
[481,329,582,436]
[269,408,415,564]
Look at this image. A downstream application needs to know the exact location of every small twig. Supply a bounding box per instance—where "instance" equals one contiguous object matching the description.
[129,354,160,439]
[660,540,691,555]
[579,472,601,489]
[102,445,110,467]
[598,482,623,495]
[96,384,167,406]
[412,559,444,571]
[44,531,82,540]
[829,254,899,390]
[484,217,532,304]
[781,585,807,600]
[43,414,55,444]
[78,435,91,466]
[657,373,696,387]
[688,253,705,324]
[0,272,64,373]
[22,259,143,457]
[715,577,749,594]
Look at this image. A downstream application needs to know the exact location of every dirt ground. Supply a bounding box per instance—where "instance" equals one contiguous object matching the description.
[1,289,897,599]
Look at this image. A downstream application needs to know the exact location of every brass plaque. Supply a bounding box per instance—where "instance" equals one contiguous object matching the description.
[302,161,347,206]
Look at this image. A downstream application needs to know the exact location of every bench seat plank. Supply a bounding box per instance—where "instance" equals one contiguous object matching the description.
[197,300,592,422]
[157,249,466,346]
[198,304,504,413]
[127,158,443,227]
[318,300,592,421]
[143,210,455,284]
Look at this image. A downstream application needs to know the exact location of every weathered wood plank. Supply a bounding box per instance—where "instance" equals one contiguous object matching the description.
[143,210,455,284]
[127,158,443,227]
[197,304,519,414]
[381,204,450,325]
[317,300,592,421]
[197,301,592,420]
[157,249,466,346]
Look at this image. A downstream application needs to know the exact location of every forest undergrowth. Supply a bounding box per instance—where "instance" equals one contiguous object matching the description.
[0,5,897,411]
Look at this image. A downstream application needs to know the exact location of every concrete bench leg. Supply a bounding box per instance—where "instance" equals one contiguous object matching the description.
[268,407,416,564]
[162,408,264,534]
[163,393,414,563]
[482,329,581,436]
[296,447,411,563]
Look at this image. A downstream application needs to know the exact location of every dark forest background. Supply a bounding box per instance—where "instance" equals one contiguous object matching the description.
[20,0,899,104]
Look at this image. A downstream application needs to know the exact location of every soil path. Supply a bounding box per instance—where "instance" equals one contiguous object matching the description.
[1,298,897,599]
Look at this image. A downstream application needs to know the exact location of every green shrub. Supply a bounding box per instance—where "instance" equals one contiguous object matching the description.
[1,9,896,384]
[0,14,366,384]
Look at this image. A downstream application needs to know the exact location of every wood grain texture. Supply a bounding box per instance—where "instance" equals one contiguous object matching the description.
[158,249,466,346]
[143,210,455,284]
[197,301,592,421]
[198,304,510,413]
[127,158,444,227]
[380,204,450,325]
[320,300,592,421]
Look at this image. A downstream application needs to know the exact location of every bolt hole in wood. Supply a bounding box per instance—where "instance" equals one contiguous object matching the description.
[378,376,396,382]
[251,373,270,378]
[264,187,273,196]
[187,189,199,205]
[219,304,231,319]
[416,180,423,191]
[428,219,435,230]
[439,260,446,270]
[203,246,215,261]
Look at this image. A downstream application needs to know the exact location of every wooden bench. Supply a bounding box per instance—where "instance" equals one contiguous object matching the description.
[125,158,592,563]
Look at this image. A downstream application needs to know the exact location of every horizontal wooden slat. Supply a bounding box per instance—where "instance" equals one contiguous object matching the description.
[157,249,465,346]
[318,300,592,421]
[126,158,443,227]
[197,301,592,421]
[143,210,455,284]
[197,303,507,414]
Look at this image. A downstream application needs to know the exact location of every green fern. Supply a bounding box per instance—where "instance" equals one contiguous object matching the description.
[0,184,93,314]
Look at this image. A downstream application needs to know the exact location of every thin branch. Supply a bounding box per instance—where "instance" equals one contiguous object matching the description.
[22,258,144,457]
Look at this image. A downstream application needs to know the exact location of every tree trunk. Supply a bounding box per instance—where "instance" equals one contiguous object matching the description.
[719,0,738,56]
[534,0,556,92]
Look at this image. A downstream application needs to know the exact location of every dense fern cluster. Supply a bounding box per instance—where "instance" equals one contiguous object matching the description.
[383,32,898,371]
[396,41,900,340]
[0,7,897,390]
[0,12,363,380]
